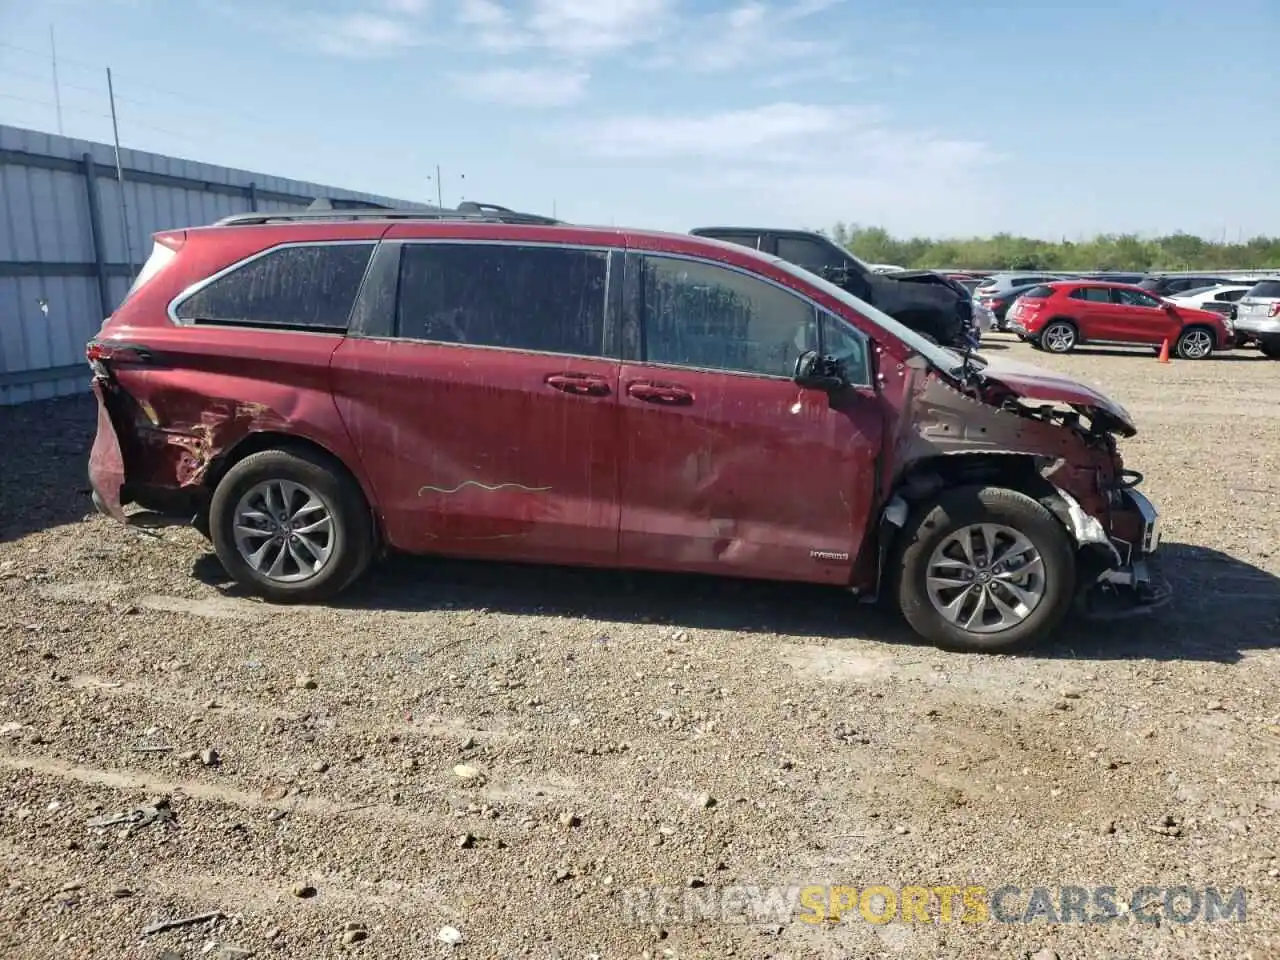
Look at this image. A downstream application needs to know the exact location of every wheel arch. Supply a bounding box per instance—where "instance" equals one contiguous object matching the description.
[871,452,1110,597]
[1178,322,1218,350]
[1043,316,1081,339]
[202,431,383,546]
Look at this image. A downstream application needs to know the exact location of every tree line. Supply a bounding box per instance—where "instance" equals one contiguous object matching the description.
[826,223,1280,272]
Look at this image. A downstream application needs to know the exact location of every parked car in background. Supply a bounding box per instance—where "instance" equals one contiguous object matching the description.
[1137,274,1232,297]
[974,273,1066,300]
[1166,284,1253,343]
[1076,272,1148,284]
[1166,283,1253,314]
[691,227,974,348]
[1006,281,1231,359]
[84,204,1167,652]
[977,281,1053,331]
[1233,278,1280,358]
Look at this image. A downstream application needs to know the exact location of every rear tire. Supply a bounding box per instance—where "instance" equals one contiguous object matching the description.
[1261,340,1280,359]
[209,448,373,603]
[891,485,1076,653]
[1040,320,1078,354]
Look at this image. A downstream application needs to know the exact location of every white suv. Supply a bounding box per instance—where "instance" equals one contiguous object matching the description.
[1233,279,1280,358]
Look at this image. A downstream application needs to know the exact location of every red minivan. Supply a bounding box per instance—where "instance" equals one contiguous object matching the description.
[86,205,1167,652]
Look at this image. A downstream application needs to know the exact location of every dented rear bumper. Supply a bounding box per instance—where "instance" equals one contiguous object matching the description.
[88,380,127,521]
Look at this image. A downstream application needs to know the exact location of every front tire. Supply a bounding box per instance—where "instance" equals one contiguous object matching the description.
[1175,325,1214,360]
[1260,340,1280,359]
[209,448,373,603]
[891,486,1076,653]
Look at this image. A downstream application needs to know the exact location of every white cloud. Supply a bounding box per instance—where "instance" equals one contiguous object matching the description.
[459,0,509,26]
[644,0,836,74]
[451,67,589,106]
[565,101,999,231]
[452,0,670,57]
[583,102,883,160]
[310,13,422,57]
[527,0,670,56]
[456,0,530,51]
[384,0,428,13]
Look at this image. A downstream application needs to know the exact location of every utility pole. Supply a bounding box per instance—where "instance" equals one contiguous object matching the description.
[106,67,135,277]
[434,164,443,208]
[49,25,64,134]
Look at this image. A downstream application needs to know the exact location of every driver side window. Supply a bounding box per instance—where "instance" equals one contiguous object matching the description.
[1112,288,1160,308]
[641,255,817,378]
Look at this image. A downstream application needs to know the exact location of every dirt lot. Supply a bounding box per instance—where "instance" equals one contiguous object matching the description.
[1,335,1278,960]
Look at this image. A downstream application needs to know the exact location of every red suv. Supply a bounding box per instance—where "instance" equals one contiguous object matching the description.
[1007,281,1230,359]
[86,204,1168,652]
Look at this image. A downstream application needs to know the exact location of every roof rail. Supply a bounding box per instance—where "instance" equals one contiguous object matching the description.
[306,197,394,212]
[214,200,561,228]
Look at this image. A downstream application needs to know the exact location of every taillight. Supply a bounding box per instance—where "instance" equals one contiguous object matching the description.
[1268,303,1280,318]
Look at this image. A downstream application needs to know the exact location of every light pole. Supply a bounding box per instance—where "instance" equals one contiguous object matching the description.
[427,168,465,208]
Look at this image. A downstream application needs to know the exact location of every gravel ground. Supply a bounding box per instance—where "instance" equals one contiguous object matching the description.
[1,335,1278,960]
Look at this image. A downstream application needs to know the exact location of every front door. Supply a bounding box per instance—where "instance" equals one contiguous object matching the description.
[330,239,621,567]
[616,252,883,584]
[1109,287,1177,345]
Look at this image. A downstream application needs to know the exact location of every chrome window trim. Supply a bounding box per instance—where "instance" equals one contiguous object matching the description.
[390,238,614,360]
[166,239,379,329]
[635,251,874,388]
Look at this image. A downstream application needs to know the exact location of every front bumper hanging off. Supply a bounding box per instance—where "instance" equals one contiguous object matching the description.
[1076,487,1174,620]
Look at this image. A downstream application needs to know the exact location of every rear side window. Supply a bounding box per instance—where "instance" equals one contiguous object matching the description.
[1021,285,1055,299]
[1069,287,1111,303]
[395,243,608,357]
[641,255,817,377]
[1247,280,1280,298]
[175,243,373,330]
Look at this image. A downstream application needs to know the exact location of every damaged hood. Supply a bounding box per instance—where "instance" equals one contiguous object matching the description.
[973,353,1138,437]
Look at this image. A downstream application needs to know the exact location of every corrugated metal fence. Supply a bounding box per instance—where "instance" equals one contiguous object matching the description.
[0,123,421,405]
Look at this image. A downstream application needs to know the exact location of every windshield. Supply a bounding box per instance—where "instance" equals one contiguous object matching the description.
[770,256,968,374]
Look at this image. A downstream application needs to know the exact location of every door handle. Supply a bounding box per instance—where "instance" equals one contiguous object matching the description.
[627,381,694,405]
[545,373,611,397]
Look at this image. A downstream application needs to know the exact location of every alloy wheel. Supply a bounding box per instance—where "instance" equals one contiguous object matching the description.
[232,479,335,583]
[924,523,1047,634]
[1179,329,1213,359]
[1043,323,1075,353]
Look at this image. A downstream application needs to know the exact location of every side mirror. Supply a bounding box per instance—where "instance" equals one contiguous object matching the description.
[819,264,851,287]
[793,350,847,392]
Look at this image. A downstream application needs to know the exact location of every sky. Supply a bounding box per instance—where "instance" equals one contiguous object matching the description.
[1,0,1277,240]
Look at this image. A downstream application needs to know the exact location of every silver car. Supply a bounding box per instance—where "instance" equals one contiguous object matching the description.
[1233,278,1280,359]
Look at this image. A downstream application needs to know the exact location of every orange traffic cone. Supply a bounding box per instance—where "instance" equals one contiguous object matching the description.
[1157,338,1171,363]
